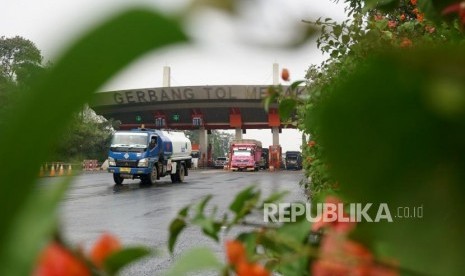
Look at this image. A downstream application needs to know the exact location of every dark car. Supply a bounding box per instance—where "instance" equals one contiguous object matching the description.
[214,157,228,168]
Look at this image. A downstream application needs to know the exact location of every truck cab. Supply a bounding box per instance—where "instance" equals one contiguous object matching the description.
[107,129,192,185]
[230,139,262,171]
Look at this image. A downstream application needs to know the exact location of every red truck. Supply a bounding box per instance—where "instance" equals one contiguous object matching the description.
[230,139,262,171]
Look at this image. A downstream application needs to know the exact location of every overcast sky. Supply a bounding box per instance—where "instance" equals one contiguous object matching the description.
[2,0,347,152]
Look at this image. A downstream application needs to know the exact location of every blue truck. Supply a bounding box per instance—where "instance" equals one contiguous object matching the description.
[107,128,192,185]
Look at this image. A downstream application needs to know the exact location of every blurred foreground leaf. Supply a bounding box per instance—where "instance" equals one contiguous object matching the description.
[104,247,153,276]
[315,46,465,276]
[0,179,70,276]
[0,8,187,276]
[164,247,223,276]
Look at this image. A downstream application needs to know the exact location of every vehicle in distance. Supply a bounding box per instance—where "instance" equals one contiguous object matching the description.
[213,157,228,168]
[285,151,302,170]
[107,128,192,185]
[230,139,262,171]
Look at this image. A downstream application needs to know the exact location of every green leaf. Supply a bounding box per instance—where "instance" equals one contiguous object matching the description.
[168,218,186,253]
[290,80,306,91]
[104,247,152,276]
[229,186,258,214]
[363,0,399,11]
[261,191,290,206]
[333,25,342,38]
[194,194,213,219]
[164,247,223,276]
[0,178,70,276]
[279,98,297,121]
[342,35,350,44]
[0,8,187,276]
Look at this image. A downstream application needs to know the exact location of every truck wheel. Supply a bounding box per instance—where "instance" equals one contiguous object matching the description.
[113,173,124,185]
[170,164,185,183]
[178,165,185,182]
[149,165,158,185]
[170,173,178,183]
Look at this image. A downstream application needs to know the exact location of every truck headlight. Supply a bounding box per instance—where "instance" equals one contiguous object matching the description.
[138,158,148,167]
[108,157,116,166]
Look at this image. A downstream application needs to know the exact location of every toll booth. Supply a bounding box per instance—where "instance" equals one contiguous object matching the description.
[269,145,282,171]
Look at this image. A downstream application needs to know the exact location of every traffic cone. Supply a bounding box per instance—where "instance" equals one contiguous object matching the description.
[58,165,64,176]
[49,165,56,177]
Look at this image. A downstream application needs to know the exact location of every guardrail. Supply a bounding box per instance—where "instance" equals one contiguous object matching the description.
[82,159,101,171]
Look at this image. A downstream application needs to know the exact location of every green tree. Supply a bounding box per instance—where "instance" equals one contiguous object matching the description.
[0,36,45,126]
[52,106,120,162]
[0,36,43,86]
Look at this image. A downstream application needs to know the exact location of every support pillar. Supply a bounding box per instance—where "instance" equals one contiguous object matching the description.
[235,128,243,140]
[271,64,280,146]
[272,127,280,146]
[273,63,279,85]
[163,66,171,87]
[198,127,208,167]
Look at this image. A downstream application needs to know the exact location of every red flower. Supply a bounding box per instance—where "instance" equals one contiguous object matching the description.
[308,140,316,147]
[442,2,465,25]
[34,242,90,276]
[410,0,417,5]
[311,196,355,233]
[400,14,406,21]
[374,14,384,21]
[425,25,436,33]
[388,21,397,29]
[90,232,122,269]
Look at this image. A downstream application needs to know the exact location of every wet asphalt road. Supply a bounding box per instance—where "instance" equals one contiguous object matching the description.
[44,169,306,275]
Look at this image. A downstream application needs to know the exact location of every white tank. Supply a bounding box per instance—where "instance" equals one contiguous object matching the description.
[161,130,192,159]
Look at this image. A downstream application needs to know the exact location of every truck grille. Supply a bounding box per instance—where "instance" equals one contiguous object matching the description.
[115,160,138,167]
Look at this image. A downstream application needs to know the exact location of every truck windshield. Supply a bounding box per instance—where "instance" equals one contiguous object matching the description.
[111,133,148,148]
[287,155,298,160]
[233,149,251,156]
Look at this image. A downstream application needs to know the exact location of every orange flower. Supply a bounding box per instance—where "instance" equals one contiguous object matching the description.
[237,261,270,276]
[90,232,122,269]
[308,140,316,147]
[225,240,246,265]
[312,259,349,276]
[400,14,406,21]
[312,231,399,276]
[416,12,424,22]
[410,0,417,5]
[412,8,419,15]
[281,68,290,81]
[400,38,412,48]
[34,242,90,276]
